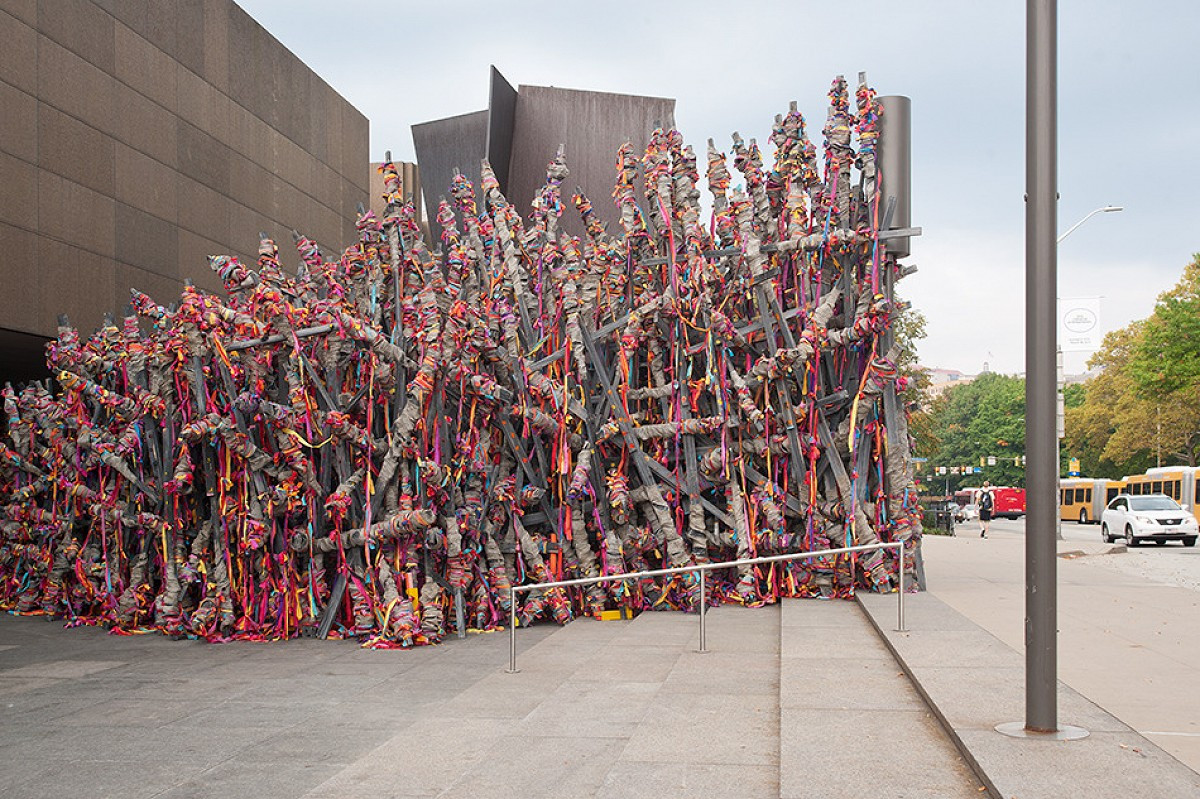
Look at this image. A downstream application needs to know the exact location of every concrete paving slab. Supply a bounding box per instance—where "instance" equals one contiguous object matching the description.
[69,722,277,764]
[47,696,208,728]
[781,596,859,628]
[0,686,111,724]
[689,604,782,654]
[873,627,1022,669]
[565,643,684,684]
[159,698,319,730]
[780,658,926,711]
[441,734,628,799]
[0,675,60,697]
[218,673,372,706]
[954,728,1200,799]
[902,664,1131,733]
[247,723,398,766]
[594,761,777,799]
[1,659,127,679]
[0,764,54,798]
[661,650,779,697]
[778,598,984,798]
[0,726,95,779]
[0,593,1001,799]
[590,612,693,647]
[859,591,1200,798]
[304,717,509,797]
[779,626,892,660]
[920,528,1200,774]
[429,670,574,721]
[156,759,346,799]
[517,679,660,737]
[6,757,209,799]
[1143,734,1200,775]
[619,691,779,766]
[779,707,983,799]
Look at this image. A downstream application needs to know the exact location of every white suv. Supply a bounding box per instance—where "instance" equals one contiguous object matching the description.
[1100,494,1199,547]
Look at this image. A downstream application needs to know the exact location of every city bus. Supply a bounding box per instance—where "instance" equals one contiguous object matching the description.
[1060,477,1126,524]
[1121,466,1200,522]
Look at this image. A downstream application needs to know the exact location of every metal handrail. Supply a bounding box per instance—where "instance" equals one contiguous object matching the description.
[505,540,907,672]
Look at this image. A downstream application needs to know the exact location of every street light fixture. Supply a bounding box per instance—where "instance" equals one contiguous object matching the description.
[1057,205,1123,244]
[1054,205,1122,539]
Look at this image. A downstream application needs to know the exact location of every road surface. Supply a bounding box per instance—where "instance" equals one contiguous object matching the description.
[955,514,1200,593]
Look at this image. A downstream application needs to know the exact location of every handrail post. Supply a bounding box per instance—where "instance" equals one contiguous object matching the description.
[507,585,519,673]
[896,541,907,632]
[697,568,708,653]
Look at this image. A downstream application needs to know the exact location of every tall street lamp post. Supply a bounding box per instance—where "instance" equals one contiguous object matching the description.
[997,0,1089,742]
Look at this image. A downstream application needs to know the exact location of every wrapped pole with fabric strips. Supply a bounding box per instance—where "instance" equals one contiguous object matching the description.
[0,73,922,647]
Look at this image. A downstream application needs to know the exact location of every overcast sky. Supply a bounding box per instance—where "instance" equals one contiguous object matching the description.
[237,0,1199,376]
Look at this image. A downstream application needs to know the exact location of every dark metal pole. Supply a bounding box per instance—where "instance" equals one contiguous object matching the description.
[877,95,912,259]
[1025,0,1058,733]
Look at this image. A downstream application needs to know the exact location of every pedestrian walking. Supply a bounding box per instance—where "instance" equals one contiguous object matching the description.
[976,481,995,538]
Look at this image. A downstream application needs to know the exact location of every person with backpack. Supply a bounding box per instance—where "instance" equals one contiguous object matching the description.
[976,481,995,538]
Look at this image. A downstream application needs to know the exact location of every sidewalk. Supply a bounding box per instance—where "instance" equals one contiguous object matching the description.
[0,597,988,799]
[919,528,1200,771]
[2,526,1197,798]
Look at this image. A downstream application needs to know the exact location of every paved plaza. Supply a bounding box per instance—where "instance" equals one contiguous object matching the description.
[3,523,1200,798]
[0,600,980,799]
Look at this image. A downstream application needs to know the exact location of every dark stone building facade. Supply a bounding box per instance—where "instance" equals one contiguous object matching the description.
[0,0,369,382]
[413,67,674,242]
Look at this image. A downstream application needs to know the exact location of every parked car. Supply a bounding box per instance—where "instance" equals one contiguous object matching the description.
[1100,493,1199,547]
[954,503,979,523]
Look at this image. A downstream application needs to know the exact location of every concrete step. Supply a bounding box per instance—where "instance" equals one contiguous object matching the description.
[777,598,984,799]
[859,591,1200,799]
[303,605,784,799]
[301,597,987,799]
[591,604,781,799]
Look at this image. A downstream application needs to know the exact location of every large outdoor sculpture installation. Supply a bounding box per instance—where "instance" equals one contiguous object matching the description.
[0,74,921,646]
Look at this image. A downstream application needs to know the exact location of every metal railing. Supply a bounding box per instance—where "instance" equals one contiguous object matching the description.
[505,541,906,673]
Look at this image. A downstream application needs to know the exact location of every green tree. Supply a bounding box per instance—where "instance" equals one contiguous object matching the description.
[892,301,937,459]
[1064,324,1154,477]
[1065,316,1200,472]
[926,372,1027,491]
[1063,383,1086,410]
[1066,254,1200,470]
[1129,254,1200,396]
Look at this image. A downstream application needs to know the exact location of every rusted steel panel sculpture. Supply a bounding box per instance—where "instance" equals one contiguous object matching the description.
[0,74,921,646]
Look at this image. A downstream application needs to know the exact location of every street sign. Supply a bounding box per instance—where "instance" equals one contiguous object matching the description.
[1059,296,1102,352]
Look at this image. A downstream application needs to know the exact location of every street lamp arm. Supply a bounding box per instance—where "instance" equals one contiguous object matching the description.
[1057,205,1123,244]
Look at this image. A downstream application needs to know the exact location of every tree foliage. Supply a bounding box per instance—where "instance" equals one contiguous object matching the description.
[1064,254,1200,473]
[1129,254,1200,396]
[893,300,938,459]
[923,372,1027,491]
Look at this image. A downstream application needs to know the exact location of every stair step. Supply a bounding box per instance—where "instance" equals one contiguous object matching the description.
[777,598,982,799]
[592,605,781,798]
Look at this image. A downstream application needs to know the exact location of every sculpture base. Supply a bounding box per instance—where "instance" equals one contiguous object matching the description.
[994,721,1089,740]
